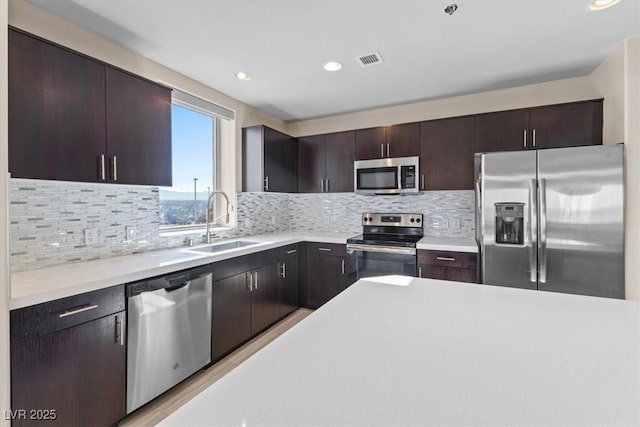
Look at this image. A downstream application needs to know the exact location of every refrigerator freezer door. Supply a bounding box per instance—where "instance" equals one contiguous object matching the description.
[480,151,537,289]
[537,144,624,298]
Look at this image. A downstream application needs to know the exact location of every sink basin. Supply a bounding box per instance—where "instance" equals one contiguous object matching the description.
[190,240,261,253]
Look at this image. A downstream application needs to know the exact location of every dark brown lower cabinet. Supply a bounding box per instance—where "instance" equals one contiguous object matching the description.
[211,272,253,360]
[10,312,126,427]
[251,263,280,334]
[212,245,301,360]
[304,243,348,309]
[418,249,477,284]
[278,248,300,318]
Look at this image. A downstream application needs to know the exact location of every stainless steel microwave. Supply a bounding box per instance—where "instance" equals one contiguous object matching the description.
[354,156,420,195]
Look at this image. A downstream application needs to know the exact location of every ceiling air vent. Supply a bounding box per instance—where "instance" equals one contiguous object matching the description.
[356,51,384,67]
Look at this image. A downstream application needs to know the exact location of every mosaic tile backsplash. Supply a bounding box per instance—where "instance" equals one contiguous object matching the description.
[10,179,474,272]
[236,191,475,237]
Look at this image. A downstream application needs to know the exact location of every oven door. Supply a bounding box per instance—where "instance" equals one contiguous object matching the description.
[347,244,417,280]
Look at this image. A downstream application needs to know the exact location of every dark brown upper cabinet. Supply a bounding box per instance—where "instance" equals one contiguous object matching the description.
[9,29,106,182]
[105,67,172,186]
[474,100,603,153]
[528,101,603,149]
[355,123,420,160]
[243,125,298,193]
[8,28,172,186]
[420,116,475,191]
[298,131,355,193]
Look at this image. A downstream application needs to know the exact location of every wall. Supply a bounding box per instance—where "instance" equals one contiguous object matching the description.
[590,41,626,145]
[624,38,640,300]
[287,76,597,137]
[7,0,288,195]
[0,0,10,423]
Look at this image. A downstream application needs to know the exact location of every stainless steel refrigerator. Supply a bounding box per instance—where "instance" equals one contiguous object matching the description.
[475,144,624,299]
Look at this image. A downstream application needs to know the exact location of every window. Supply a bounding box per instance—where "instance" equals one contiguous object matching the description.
[159,103,216,229]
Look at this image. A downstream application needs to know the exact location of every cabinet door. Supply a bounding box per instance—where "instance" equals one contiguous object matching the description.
[297,135,326,193]
[386,122,420,157]
[325,131,355,192]
[474,109,530,153]
[9,30,106,182]
[251,264,280,334]
[419,265,477,283]
[355,127,386,160]
[106,67,172,186]
[305,254,346,309]
[212,273,252,360]
[529,101,603,149]
[279,253,300,318]
[420,116,474,190]
[264,127,298,193]
[11,312,126,427]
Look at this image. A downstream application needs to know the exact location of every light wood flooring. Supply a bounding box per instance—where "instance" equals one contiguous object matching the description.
[119,308,314,426]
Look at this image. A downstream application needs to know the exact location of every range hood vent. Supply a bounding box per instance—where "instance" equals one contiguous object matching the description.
[356,51,384,67]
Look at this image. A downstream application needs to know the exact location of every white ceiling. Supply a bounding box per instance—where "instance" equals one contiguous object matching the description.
[27,0,640,122]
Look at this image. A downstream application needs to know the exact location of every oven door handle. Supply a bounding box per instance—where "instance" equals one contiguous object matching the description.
[347,244,416,255]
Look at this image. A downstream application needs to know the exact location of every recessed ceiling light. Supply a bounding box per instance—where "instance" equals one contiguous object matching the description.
[235,71,251,81]
[323,61,343,72]
[589,0,621,10]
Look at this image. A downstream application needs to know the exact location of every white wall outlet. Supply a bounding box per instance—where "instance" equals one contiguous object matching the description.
[84,228,98,245]
[433,219,449,229]
[125,226,135,241]
[451,217,461,229]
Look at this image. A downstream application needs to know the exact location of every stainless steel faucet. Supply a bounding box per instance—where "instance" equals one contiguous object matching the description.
[205,190,232,244]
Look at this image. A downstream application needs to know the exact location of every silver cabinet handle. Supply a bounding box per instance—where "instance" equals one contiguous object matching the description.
[264,176,269,191]
[58,304,98,318]
[286,249,297,254]
[380,144,384,158]
[254,271,258,290]
[523,130,527,149]
[532,128,536,147]
[386,143,390,158]
[421,174,425,191]
[119,314,125,346]
[326,179,330,192]
[318,247,332,252]
[320,178,324,192]
[247,272,253,291]
[538,178,548,283]
[99,154,106,181]
[112,156,118,181]
[418,266,422,278]
[436,256,456,262]
[281,262,286,279]
[529,179,538,283]
[341,259,345,275]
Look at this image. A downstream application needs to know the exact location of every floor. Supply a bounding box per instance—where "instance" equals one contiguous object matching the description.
[119,308,314,426]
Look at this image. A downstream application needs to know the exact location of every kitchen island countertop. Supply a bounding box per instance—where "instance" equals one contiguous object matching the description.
[159,276,639,426]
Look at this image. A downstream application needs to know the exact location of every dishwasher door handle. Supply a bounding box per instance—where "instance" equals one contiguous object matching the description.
[164,280,191,292]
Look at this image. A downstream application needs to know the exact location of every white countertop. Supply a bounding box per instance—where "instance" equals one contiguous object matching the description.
[159,276,640,426]
[10,231,356,310]
[417,236,478,253]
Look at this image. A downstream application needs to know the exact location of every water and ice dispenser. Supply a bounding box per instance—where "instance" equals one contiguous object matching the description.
[495,203,524,245]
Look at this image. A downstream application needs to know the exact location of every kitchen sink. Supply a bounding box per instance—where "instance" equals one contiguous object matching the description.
[189,240,262,253]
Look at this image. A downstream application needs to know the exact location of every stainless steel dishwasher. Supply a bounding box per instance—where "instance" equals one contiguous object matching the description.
[126,265,212,413]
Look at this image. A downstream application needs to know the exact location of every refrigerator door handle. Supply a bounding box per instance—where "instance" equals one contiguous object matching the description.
[529,179,538,283]
[475,177,482,245]
[538,178,548,283]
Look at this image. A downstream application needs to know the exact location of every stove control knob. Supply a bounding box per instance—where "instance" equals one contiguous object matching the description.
[416,218,421,223]
[410,218,415,223]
